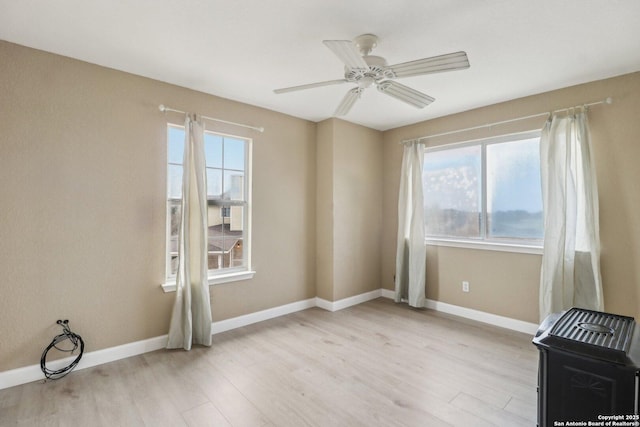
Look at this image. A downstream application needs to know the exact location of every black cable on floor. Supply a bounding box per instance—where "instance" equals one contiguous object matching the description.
[40,319,85,380]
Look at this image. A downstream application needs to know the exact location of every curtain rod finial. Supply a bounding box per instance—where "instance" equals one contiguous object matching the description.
[158,104,166,112]
[604,97,613,105]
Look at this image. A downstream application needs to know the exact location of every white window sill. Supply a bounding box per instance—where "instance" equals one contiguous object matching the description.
[161,270,256,293]
[425,238,543,255]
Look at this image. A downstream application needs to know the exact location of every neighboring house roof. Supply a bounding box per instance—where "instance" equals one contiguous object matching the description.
[169,223,241,254]
[207,224,241,253]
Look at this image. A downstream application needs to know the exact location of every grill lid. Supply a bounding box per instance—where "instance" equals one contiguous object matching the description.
[541,307,635,364]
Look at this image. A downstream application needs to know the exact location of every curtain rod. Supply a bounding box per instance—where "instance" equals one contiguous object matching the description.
[159,104,265,133]
[401,97,612,145]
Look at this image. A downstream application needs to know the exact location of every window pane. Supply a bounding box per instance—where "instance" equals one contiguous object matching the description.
[224,171,245,200]
[207,205,246,270]
[168,200,181,276]
[424,145,481,238]
[207,168,222,198]
[486,138,543,239]
[204,134,223,168]
[168,164,183,199]
[223,137,245,171]
[168,127,184,164]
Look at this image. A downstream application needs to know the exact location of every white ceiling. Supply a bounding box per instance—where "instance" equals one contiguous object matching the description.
[2,0,640,131]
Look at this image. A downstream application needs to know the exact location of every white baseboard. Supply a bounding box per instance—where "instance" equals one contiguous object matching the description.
[0,289,537,390]
[424,299,539,335]
[315,289,382,312]
[0,335,169,391]
[379,288,538,335]
[381,288,396,299]
[0,298,317,391]
[211,298,316,334]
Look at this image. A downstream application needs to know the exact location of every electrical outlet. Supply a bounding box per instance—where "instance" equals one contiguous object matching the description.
[462,281,470,293]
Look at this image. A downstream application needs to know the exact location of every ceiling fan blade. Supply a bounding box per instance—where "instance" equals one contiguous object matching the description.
[377,81,435,108]
[389,51,470,78]
[334,87,363,116]
[274,79,348,94]
[323,40,369,70]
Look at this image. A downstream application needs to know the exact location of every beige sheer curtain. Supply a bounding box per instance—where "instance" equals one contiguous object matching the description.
[394,141,426,308]
[539,110,603,321]
[167,115,212,350]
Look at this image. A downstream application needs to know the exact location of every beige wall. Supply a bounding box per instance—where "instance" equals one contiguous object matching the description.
[0,41,317,371]
[315,120,334,301]
[382,72,640,323]
[2,37,639,373]
[332,119,383,300]
[316,119,383,301]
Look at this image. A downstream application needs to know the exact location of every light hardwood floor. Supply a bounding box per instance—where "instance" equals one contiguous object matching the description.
[0,298,539,426]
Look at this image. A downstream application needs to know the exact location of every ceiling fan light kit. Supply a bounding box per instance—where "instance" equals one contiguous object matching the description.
[274,33,470,117]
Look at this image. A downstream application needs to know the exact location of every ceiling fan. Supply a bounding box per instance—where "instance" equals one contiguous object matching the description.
[273,34,470,116]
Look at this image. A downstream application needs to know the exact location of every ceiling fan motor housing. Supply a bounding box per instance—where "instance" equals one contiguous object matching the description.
[345,55,395,88]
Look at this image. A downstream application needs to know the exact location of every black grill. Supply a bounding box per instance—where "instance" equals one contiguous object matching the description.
[533,308,640,427]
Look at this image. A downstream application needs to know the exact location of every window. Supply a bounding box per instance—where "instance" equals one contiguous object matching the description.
[423,132,543,248]
[166,124,253,287]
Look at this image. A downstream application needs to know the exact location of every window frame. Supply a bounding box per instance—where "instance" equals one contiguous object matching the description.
[162,124,255,292]
[423,130,543,254]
